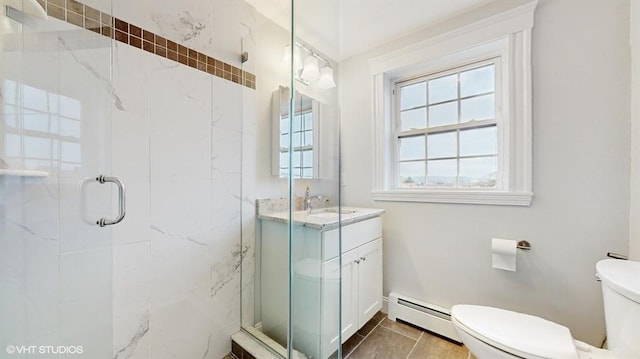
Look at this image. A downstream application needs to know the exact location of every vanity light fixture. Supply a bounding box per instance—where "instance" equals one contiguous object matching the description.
[300,55,320,82]
[317,66,336,89]
[283,42,336,89]
[283,44,303,72]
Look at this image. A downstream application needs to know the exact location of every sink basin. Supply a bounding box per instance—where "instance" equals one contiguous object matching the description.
[306,207,359,219]
[308,212,340,219]
[309,207,357,215]
[324,208,357,214]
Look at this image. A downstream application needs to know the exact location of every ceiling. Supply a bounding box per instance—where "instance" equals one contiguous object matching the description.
[246,0,492,61]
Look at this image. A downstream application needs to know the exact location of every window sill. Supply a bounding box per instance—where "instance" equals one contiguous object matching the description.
[371,190,533,206]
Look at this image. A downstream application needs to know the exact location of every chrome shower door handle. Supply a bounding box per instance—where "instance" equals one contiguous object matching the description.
[96,175,126,227]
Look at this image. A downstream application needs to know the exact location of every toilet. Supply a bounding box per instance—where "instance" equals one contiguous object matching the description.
[451,259,640,359]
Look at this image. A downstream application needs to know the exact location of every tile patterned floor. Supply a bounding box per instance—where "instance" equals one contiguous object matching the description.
[229,312,477,359]
[342,312,475,359]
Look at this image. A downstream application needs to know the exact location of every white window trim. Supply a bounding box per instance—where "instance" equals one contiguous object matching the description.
[370,0,537,206]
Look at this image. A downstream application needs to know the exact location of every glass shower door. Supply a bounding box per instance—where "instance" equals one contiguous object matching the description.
[239,0,343,357]
[1,1,114,357]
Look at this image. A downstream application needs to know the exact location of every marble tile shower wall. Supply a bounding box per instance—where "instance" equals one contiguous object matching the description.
[110,0,258,358]
[1,0,259,359]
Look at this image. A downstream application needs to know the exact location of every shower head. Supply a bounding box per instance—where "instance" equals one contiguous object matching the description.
[4,0,47,20]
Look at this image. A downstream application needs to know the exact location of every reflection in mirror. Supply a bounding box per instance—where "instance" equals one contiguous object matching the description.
[272,86,319,179]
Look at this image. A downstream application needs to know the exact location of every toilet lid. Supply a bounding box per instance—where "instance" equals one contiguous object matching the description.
[452,305,579,359]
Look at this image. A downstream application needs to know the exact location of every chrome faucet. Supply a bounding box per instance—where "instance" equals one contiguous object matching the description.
[304,186,312,212]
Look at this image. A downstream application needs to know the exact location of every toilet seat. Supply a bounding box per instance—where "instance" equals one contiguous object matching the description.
[451,305,579,359]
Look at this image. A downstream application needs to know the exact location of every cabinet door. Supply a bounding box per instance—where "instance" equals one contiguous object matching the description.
[357,238,382,328]
[340,248,360,343]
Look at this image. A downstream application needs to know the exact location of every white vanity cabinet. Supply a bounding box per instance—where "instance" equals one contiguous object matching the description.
[339,239,383,341]
[332,220,383,345]
[260,214,383,359]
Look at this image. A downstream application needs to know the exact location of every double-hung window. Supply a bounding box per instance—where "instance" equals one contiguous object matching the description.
[395,59,500,189]
[370,1,536,206]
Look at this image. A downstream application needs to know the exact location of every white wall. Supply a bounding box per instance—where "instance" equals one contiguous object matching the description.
[340,0,630,345]
[253,18,290,199]
[630,0,640,260]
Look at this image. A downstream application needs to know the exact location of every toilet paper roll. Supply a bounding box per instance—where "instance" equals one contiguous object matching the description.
[492,238,517,271]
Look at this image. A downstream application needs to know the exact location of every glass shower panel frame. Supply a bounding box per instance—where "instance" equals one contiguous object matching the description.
[289,0,343,357]
[1,1,114,357]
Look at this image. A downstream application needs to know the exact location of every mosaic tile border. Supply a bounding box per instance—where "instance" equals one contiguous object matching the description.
[36,0,256,89]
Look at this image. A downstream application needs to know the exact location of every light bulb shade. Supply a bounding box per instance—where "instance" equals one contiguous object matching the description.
[300,56,320,82]
[282,45,303,72]
[293,46,303,72]
[318,67,336,89]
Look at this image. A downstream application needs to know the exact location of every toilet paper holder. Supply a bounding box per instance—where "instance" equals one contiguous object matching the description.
[517,240,531,250]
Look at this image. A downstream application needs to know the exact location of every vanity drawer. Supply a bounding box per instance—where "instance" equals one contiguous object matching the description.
[322,217,382,260]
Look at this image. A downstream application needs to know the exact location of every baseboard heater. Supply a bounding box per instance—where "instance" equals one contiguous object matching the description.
[387,292,461,343]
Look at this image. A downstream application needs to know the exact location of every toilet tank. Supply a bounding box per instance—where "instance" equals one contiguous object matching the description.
[596,259,640,357]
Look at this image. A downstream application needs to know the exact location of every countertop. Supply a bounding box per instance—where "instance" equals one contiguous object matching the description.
[257,207,385,230]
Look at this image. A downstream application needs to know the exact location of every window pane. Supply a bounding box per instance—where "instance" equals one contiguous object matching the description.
[302,150,313,167]
[4,104,19,115]
[60,118,81,138]
[4,115,19,128]
[398,136,425,161]
[3,80,19,104]
[400,107,426,131]
[428,74,457,104]
[23,113,50,132]
[280,117,289,135]
[460,94,494,123]
[5,134,21,157]
[292,115,303,132]
[280,168,289,177]
[280,134,289,149]
[293,167,302,178]
[400,82,426,110]
[279,152,288,168]
[291,132,302,147]
[303,113,313,130]
[304,131,313,146]
[460,65,494,97]
[398,161,425,188]
[292,150,301,167]
[427,131,457,159]
[460,126,497,156]
[48,93,59,114]
[4,114,18,128]
[428,101,458,128]
[24,136,52,158]
[24,159,52,169]
[427,159,456,187]
[60,142,81,163]
[59,95,81,119]
[459,156,497,188]
[23,85,49,112]
[302,168,313,178]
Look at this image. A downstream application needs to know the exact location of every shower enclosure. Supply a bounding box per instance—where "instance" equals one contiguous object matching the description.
[1,0,343,358]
